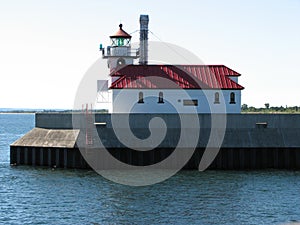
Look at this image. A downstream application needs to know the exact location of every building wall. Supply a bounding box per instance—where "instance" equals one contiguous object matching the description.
[111,89,241,113]
[107,46,133,71]
[108,58,133,71]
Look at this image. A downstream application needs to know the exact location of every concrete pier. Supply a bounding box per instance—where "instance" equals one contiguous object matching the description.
[10,113,300,170]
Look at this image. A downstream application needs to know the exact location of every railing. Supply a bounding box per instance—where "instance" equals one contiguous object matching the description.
[100,47,139,58]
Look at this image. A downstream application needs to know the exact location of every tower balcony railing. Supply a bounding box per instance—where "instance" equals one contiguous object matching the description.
[101,47,139,59]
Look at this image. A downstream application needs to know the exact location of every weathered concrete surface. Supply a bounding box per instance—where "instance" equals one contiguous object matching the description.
[36,113,300,129]
[34,113,300,149]
[36,113,74,129]
[11,128,79,148]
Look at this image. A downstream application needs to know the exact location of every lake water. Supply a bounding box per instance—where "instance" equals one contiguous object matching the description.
[0,113,300,224]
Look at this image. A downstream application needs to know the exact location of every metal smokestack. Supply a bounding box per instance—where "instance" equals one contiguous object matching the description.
[139,15,149,65]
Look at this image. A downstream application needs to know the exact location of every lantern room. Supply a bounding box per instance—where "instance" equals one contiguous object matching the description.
[110,24,132,47]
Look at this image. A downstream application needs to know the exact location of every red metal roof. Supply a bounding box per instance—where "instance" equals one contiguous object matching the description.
[110,24,132,38]
[110,65,244,90]
[182,65,241,77]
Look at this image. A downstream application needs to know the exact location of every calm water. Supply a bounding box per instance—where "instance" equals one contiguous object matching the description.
[1,113,300,225]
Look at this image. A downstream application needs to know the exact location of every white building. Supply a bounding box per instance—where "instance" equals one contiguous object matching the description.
[97,15,244,114]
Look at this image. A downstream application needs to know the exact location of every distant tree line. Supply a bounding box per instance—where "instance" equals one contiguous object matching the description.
[0,109,108,113]
[242,104,300,113]
[2,106,300,114]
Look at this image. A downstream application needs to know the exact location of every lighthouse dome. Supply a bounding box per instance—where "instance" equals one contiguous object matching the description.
[110,24,132,38]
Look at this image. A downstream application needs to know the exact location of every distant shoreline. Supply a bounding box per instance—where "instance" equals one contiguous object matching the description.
[0,109,71,114]
[0,112,36,114]
[1,111,300,115]
[0,109,108,114]
[1,107,300,114]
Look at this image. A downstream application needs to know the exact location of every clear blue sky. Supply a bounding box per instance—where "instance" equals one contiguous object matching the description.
[0,0,299,109]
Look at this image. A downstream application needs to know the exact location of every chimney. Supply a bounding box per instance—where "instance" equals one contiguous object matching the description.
[139,15,149,65]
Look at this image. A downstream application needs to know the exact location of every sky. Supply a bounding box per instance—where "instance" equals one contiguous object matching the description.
[0,0,300,109]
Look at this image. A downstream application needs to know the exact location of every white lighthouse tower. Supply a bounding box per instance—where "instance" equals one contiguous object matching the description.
[97,23,139,111]
[101,24,139,74]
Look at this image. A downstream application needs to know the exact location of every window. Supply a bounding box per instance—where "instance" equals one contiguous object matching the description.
[230,92,236,104]
[117,58,126,66]
[117,38,124,46]
[183,99,198,106]
[138,92,144,103]
[158,92,164,103]
[214,92,220,104]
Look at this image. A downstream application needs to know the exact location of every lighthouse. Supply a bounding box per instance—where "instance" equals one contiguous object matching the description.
[101,24,139,73]
[97,15,244,114]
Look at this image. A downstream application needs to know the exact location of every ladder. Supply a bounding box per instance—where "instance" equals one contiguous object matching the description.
[82,103,94,146]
